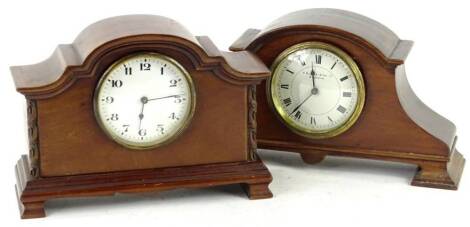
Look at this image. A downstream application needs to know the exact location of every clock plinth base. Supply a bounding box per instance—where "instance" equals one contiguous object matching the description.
[15,154,272,219]
[242,183,273,199]
[300,152,326,164]
[259,139,464,190]
[411,150,465,190]
[296,150,465,190]
[16,199,45,219]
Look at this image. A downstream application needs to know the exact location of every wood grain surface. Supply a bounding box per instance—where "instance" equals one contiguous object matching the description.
[12,15,272,218]
[230,8,464,190]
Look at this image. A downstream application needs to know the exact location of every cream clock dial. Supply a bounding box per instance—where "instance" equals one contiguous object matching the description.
[94,53,195,149]
[270,42,365,139]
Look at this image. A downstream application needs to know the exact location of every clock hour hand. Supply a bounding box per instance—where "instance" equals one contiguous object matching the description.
[310,63,318,95]
[310,63,316,87]
[147,94,183,102]
[138,96,148,130]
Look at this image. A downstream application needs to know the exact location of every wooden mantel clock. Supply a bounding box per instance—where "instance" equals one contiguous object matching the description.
[230,8,465,190]
[12,15,273,219]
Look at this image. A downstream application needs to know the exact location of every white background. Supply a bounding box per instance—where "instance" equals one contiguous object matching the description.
[0,0,468,226]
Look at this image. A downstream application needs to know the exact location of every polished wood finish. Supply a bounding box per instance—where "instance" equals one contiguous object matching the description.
[12,15,272,218]
[16,155,272,219]
[230,8,464,189]
[300,152,326,164]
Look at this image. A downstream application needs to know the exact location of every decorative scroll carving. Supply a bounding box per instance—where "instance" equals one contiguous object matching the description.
[247,84,257,160]
[26,99,39,178]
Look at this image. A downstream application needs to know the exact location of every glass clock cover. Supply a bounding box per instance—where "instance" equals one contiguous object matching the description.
[94,53,195,149]
[270,42,365,139]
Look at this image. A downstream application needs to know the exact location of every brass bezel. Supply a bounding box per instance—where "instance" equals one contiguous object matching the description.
[93,52,196,150]
[268,42,365,139]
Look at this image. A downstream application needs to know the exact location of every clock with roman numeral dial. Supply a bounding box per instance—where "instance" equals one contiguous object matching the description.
[230,9,464,190]
[94,53,195,149]
[269,42,365,138]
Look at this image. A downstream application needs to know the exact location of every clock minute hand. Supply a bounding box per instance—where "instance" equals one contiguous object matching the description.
[147,94,183,102]
[289,93,313,116]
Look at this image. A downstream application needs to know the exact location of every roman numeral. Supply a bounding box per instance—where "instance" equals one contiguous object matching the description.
[280,84,289,89]
[331,61,337,69]
[328,116,333,122]
[343,92,352,97]
[337,105,347,114]
[311,117,316,125]
[340,76,349,82]
[315,55,322,64]
[283,98,292,106]
[294,56,305,65]
[294,111,302,120]
[286,69,294,74]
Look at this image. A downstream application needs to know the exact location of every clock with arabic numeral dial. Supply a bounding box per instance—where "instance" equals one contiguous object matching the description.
[95,53,195,149]
[269,42,365,138]
[12,15,272,219]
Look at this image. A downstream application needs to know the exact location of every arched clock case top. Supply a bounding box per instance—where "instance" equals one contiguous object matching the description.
[12,15,272,219]
[230,8,464,190]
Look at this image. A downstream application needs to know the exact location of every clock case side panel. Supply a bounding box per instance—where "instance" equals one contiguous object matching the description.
[230,9,464,189]
[394,65,464,189]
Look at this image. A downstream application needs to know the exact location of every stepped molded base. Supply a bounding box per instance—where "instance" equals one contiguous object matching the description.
[294,148,465,190]
[411,150,465,190]
[15,155,272,219]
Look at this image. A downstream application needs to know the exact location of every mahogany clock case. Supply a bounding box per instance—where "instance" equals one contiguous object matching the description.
[230,8,465,190]
[12,15,273,219]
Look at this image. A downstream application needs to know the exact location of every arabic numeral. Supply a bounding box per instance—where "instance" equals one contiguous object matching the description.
[140,62,151,71]
[156,124,165,134]
[110,113,119,121]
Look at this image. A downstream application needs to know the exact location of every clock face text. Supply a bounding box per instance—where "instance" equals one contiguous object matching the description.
[95,53,194,148]
[270,43,364,138]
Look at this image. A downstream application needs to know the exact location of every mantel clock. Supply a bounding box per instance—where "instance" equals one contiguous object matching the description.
[230,8,465,190]
[12,15,273,219]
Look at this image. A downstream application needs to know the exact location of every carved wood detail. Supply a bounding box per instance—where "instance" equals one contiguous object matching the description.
[26,99,39,178]
[247,84,257,160]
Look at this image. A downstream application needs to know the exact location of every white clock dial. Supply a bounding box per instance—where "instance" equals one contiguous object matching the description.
[94,53,195,149]
[270,42,365,138]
